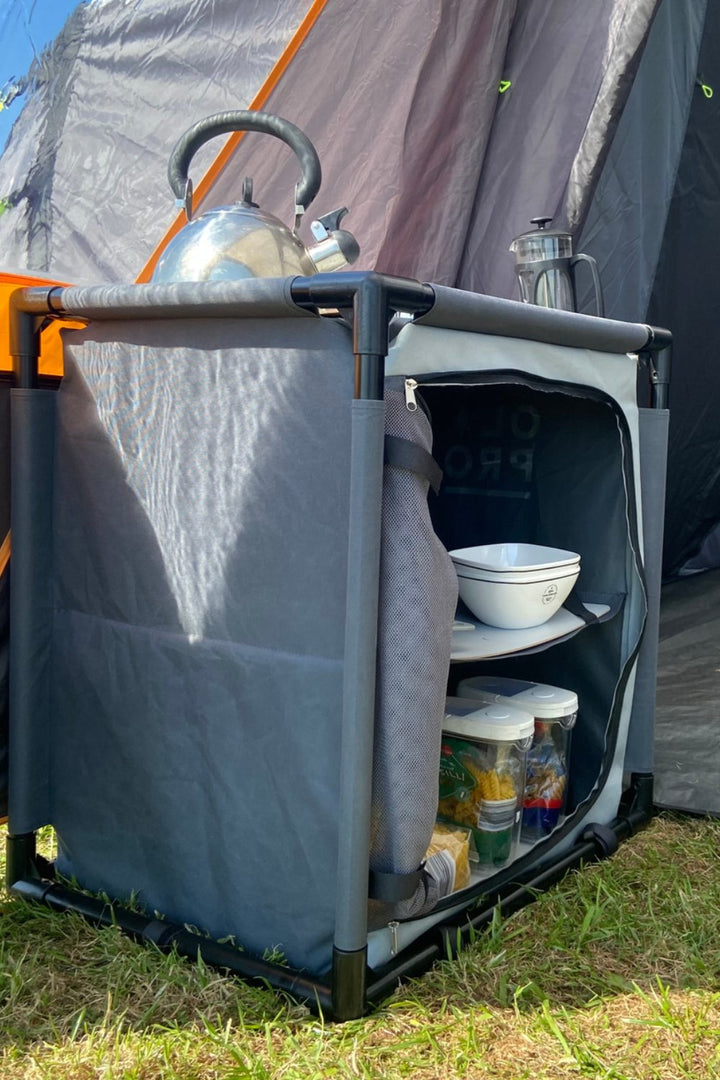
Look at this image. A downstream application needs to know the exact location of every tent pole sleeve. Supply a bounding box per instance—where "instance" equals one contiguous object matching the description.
[331,383,384,1017]
[8,388,56,832]
[331,276,404,1020]
[417,284,673,356]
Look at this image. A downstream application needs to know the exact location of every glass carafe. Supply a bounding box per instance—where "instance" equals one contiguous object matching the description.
[509,217,604,316]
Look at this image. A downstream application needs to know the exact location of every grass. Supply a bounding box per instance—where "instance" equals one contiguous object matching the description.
[1,813,720,1078]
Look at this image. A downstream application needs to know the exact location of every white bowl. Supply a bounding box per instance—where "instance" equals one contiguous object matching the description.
[456,563,580,584]
[456,565,579,629]
[450,543,581,573]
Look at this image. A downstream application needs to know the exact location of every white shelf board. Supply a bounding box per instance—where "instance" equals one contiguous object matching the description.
[451,602,610,661]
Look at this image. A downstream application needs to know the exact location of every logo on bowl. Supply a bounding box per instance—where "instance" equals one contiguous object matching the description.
[542,583,558,605]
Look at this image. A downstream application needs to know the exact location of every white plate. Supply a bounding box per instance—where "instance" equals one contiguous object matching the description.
[450,602,610,661]
[449,543,581,572]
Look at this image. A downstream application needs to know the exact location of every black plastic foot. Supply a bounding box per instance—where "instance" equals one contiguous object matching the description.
[5,831,38,890]
[331,946,368,1020]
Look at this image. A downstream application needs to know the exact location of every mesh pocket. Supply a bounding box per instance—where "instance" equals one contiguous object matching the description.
[369,378,458,920]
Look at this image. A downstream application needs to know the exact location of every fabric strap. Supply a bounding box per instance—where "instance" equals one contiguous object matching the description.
[369,867,424,903]
[384,435,443,494]
[563,589,600,624]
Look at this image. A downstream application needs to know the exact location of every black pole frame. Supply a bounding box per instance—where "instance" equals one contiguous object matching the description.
[4,272,669,1019]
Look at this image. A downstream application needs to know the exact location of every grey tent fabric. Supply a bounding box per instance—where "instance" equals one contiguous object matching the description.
[195,0,658,295]
[644,2,720,575]
[576,0,707,323]
[194,0,517,287]
[0,0,309,282]
[0,0,660,291]
[455,0,658,300]
[654,569,720,815]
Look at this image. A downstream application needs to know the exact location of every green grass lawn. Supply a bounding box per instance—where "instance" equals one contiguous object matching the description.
[1,813,720,1079]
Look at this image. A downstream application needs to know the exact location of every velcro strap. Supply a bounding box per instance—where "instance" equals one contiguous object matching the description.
[562,590,599,624]
[384,435,443,494]
[141,919,181,948]
[582,822,620,858]
[369,867,424,903]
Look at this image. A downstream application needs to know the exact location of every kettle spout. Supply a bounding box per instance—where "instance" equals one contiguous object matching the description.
[307,207,360,272]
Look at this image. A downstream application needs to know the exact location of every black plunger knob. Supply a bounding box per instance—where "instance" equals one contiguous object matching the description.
[531,216,553,230]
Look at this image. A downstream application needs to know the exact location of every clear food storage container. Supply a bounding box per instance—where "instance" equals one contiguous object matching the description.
[456,676,578,841]
[438,698,534,869]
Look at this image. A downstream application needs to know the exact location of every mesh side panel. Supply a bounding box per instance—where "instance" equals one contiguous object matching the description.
[370,379,458,916]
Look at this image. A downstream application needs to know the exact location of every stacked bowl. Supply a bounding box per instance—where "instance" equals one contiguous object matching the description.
[449,543,581,629]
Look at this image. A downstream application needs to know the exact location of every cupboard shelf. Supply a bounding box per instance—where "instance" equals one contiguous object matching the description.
[450,602,611,662]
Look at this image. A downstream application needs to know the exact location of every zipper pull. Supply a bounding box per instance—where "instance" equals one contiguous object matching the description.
[404,378,419,412]
[388,919,400,956]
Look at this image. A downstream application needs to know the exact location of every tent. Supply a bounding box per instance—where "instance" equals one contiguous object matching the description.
[0,0,713,1007]
[0,0,716,574]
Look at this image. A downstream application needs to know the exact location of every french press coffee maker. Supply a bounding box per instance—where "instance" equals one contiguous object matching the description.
[509,217,604,316]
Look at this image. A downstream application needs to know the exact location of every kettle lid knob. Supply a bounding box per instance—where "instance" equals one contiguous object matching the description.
[530,216,553,230]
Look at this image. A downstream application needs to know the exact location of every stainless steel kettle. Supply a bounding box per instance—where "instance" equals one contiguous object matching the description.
[509,217,604,316]
[152,110,360,283]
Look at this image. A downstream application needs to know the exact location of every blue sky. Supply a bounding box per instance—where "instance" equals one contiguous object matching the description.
[0,0,81,153]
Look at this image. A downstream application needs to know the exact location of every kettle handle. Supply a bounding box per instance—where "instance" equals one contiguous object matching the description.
[570,253,605,317]
[168,110,322,221]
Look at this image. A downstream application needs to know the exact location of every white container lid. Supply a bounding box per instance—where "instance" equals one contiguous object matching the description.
[456,676,578,722]
[443,697,535,742]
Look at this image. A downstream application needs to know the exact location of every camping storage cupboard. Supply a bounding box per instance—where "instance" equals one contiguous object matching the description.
[4,272,670,1019]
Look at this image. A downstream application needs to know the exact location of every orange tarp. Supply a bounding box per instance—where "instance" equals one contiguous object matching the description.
[0,271,79,378]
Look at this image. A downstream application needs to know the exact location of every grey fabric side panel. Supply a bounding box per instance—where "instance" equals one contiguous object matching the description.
[56,278,307,320]
[418,285,651,354]
[53,316,354,973]
[334,399,385,955]
[577,0,707,323]
[53,615,345,971]
[625,408,669,773]
[8,389,56,832]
